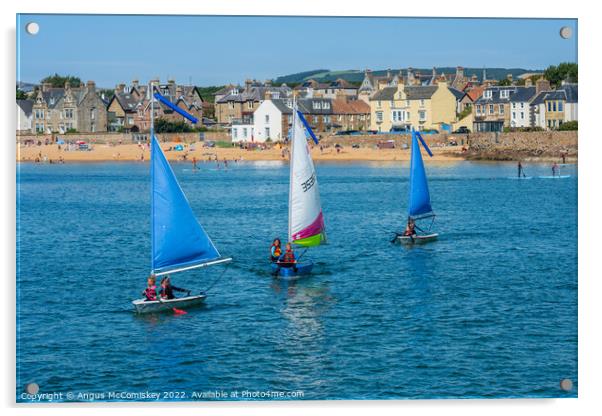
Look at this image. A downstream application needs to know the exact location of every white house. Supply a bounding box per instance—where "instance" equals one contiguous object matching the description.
[508,87,536,128]
[252,98,293,142]
[231,122,254,142]
[16,99,33,133]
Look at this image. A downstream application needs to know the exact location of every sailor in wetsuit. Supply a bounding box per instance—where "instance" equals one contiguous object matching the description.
[159,276,190,300]
[403,218,417,237]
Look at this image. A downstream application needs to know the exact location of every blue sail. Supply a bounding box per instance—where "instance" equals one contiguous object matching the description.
[151,134,220,274]
[408,130,433,218]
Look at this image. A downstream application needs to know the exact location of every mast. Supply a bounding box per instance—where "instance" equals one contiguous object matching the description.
[288,92,296,243]
[150,80,155,273]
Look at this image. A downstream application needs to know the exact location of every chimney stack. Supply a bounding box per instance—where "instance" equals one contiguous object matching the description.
[86,80,95,93]
[116,83,126,93]
[507,74,513,82]
[132,79,139,88]
[456,66,465,80]
[245,79,252,92]
[535,77,551,94]
[525,78,533,87]
[41,82,52,92]
[265,79,272,87]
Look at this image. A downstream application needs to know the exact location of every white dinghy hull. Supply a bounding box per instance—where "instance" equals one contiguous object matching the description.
[132,294,207,314]
[395,233,439,245]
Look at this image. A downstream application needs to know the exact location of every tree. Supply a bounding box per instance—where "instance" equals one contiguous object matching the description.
[497,78,512,86]
[41,73,82,88]
[558,121,577,131]
[543,63,578,87]
[154,118,194,133]
[16,87,27,99]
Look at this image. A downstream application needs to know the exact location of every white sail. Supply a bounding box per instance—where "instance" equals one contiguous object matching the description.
[288,108,326,247]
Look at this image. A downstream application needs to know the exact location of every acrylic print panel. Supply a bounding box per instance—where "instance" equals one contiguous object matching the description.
[16,14,578,402]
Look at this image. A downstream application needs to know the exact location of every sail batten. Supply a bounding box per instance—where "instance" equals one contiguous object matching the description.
[408,130,434,218]
[151,134,221,273]
[288,103,326,247]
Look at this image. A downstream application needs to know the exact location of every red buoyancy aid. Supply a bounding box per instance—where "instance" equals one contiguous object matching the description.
[271,245,282,258]
[282,250,295,262]
[144,285,158,301]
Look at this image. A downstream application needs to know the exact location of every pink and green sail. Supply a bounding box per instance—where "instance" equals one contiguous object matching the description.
[288,106,326,248]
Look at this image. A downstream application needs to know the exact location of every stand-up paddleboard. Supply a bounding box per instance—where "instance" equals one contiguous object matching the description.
[393,130,438,245]
[538,175,571,179]
[508,176,533,180]
[272,99,326,279]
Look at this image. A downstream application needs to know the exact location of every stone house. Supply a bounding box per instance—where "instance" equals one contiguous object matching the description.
[215,80,292,125]
[31,80,107,134]
[331,96,370,131]
[531,83,578,130]
[473,85,537,132]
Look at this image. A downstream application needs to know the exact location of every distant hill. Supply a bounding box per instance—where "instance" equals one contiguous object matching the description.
[274,67,543,85]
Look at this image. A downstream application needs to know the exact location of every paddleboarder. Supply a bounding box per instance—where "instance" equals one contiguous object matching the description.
[552,162,559,177]
[517,161,525,178]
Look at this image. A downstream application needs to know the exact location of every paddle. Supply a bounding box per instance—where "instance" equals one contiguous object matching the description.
[172,308,187,315]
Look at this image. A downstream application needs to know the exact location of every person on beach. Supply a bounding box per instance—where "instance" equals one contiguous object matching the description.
[552,162,559,177]
[403,218,417,237]
[159,276,190,300]
[270,238,282,262]
[142,275,158,301]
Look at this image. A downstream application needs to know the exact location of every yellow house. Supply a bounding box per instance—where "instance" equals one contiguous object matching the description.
[370,80,457,132]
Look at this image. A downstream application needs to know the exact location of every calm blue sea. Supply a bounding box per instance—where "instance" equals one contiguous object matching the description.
[16,160,577,401]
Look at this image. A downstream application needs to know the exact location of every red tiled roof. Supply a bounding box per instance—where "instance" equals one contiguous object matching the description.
[332,98,370,115]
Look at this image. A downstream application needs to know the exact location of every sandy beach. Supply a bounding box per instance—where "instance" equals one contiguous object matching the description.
[17,142,465,163]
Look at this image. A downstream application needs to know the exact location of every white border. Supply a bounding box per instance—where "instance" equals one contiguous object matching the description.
[3,1,600,415]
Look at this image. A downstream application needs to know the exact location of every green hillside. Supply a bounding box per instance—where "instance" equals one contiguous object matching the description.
[274,67,543,84]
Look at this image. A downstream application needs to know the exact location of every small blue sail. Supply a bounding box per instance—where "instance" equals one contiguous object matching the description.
[151,134,220,274]
[408,130,433,218]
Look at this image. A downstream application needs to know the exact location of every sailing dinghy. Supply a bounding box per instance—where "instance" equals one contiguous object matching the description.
[132,90,231,313]
[271,103,326,279]
[394,130,439,245]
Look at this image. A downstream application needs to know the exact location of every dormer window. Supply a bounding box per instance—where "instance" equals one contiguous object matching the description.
[323,102,330,110]
[500,90,510,99]
[313,101,321,110]
[484,90,492,99]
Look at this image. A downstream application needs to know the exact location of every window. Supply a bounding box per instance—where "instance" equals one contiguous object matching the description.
[91,123,95,133]
[418,110,426,121]
[377,101,382,108]
[233,128,238,139]
[500,90,509,99]
[499,105,504,115]
[376,111,383,122]
[558,101,564,111]
[484,90,492,99]
[512,112,516,119]
[247,101,253,110]
[229,102,235,109]
[547,102,552,112]
[520,103,524,109]
[90,108,95,120]
[489,104,494,114]
[553,101,557,111]
[420,99,425,107]
[127,117,134,125]
[265,114,269,123]
[242,128,248,138]
[265,127,270,138]
[65,108,74,119]
[512,103,516,109]
[520,112,525,120]
[35,123,44,132]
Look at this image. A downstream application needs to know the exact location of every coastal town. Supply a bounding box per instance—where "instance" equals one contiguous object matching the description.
[16,65,578,162]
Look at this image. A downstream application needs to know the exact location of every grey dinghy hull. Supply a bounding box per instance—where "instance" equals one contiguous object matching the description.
[395,233,439,245]
[132,294,207,314]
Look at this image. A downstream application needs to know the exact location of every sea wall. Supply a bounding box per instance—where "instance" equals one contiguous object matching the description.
[16,131,231,145]
[320,130,578,160]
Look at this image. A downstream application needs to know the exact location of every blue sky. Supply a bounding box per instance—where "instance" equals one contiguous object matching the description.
[17,14,577,87]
